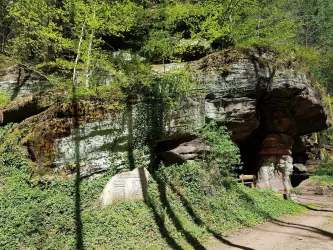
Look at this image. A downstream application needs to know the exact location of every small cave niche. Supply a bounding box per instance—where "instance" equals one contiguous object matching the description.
[291,136,310,165]
[290,136,311,187]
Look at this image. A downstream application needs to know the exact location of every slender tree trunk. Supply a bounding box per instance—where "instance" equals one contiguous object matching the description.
[72,18,86,88]
[85,8,96,88]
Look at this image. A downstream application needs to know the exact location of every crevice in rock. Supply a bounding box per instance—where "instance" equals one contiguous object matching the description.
[1,104,49,125]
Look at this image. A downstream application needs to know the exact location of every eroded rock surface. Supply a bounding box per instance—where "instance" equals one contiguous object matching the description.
[0,50,329,182]
[100,167,149,206]
[257,134,294,192]
[0,67,53,100]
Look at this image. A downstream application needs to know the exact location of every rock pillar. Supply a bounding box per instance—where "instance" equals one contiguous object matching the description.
[257,134,294,195]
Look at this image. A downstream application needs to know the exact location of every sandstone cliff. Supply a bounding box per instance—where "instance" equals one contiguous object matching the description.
[0,50,329,192]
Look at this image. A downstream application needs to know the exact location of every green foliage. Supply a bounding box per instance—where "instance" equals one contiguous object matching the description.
[1,0,332,99]
[311,175,333,186]
[0,128,303,249]
[290,0,333,92]
[142,29,182,62]
[139,0,298,62]
[198,121,241,176]
[314,162,333,176]
[156,162,303,233]
[310,161,333,186]
[0,91,10,107]
[290,188,303,195]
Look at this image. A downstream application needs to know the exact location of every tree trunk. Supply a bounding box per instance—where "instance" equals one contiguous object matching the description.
[85,8,96,88]
[72,18,86,88]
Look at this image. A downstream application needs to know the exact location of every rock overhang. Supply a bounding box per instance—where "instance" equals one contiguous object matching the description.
[0,49,330,177]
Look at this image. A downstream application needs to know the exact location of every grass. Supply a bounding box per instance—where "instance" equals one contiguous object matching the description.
[0,123,304,249]
[310,161,333,185]
[311,175,333,185]
[0,155,304,250]
[290,188,303,195]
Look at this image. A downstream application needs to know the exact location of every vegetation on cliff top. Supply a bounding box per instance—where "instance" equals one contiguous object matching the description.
[0,0,333,94]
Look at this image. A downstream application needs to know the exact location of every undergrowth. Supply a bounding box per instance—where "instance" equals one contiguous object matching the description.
[311,161,333,185]
[0,125,304,250]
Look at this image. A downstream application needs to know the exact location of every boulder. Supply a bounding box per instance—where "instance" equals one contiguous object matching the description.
[315,186,333,196]
[100,167,149,207]
[293,163,307,173]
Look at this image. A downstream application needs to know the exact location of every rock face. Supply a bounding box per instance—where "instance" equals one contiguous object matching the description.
[0,50,329,188]
[100,168,149,206]
[158,138,208,165]
[193,51,329,193]
[0,89,66,125]
[257,134,294,192]
[257,155,293,192]
[196,53,328,142]
[0,67,52,100]
[293,163,307,173]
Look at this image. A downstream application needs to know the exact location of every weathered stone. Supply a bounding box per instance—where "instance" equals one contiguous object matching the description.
[0,49,329,178]
[0,89,67,125]
[100,168,149,206]
[315,186,333,196]
[257,133,294,193]
[51,99,204,177]
[293,163,307,173]
[169,138,207,158]
[0,67,53,100]
[261,134,294,150]
[257,155,293,193]
[260,148,292,155]
[158,138,209,164]
[205,97,258,142]
[53,117,129,177]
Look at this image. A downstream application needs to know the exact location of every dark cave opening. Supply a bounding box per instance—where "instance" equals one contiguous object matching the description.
[238,128,266,176]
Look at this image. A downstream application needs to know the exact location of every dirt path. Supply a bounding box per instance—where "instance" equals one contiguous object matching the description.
[206,194,333,250]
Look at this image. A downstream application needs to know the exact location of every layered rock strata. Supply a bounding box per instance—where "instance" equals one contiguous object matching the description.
[0,50,329,188]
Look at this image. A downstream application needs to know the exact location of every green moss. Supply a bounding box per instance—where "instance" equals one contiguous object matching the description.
[2,93,125,175]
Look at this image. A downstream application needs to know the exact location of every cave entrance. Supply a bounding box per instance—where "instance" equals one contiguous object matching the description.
[238,128,266,176]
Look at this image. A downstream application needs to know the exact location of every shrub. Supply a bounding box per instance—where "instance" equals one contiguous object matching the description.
[314,162,333,176]
[198,121,241,176]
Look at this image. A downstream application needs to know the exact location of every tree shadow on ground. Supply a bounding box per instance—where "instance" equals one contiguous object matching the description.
[232,186,333,242]
[167,180,333,250]
[167,182,255,250]
[72,85,83,250]
[269,219,333,240]
[299,203,333,213]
